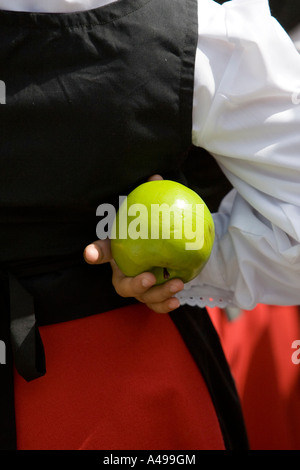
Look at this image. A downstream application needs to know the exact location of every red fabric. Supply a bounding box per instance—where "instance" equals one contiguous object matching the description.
[208,304,300,450]
[14,303,225,450]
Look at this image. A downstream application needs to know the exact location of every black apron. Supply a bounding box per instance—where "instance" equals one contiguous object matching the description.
[0,0,249,449]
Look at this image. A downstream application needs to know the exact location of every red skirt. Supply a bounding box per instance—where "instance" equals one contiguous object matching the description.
[14,303,225,450]
[208,304,300,450]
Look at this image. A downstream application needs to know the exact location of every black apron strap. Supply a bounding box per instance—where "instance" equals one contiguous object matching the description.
[171,304,250,450]
[0,278,16,450]
[9,273,46,382]
[0,272,46,450]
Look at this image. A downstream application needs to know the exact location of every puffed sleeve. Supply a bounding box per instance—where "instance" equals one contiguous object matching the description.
[179,0,300,311]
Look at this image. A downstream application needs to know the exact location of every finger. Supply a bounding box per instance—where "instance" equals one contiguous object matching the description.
[148,174,163,181]
[138,279,184,305]
[147,296,181,314]
[84,239,112,265]
[110,260,157,298]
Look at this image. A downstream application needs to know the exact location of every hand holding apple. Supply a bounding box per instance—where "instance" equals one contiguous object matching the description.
[84,237,184,313]
[83,176,213,313]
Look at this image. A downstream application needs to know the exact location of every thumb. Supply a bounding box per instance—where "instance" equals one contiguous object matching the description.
[148,174,163,181]
[84,238,112,265]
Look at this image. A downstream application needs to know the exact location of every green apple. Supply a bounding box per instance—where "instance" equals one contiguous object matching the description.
[110,180,215,285]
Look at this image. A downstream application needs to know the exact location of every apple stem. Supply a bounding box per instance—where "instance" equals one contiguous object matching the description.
[163,268,170,280]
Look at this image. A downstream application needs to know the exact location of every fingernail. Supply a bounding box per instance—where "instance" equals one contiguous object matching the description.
[86,244,100,263]
[169,284,182,294]
[168,298,180,309]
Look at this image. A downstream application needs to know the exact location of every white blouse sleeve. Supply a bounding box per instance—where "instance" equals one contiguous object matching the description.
[179,0,300,311]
